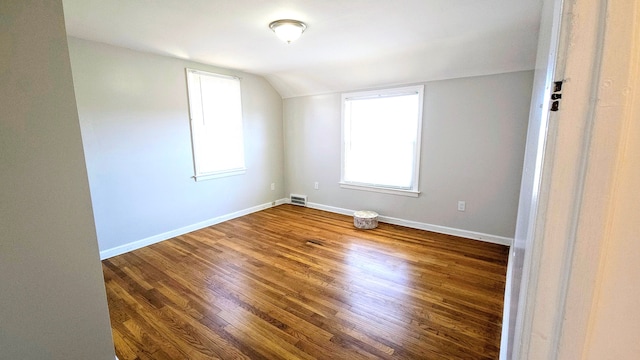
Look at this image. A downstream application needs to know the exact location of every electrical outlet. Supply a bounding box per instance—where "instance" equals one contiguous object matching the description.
[458,201,466,211]
[314,182,319,190]
[271,183,275,191]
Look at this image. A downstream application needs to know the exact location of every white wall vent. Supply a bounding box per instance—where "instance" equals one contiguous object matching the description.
[290,194,307,206]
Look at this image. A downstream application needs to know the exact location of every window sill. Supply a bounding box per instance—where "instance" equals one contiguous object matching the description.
[193,168,246,182]
[339,182,420,197]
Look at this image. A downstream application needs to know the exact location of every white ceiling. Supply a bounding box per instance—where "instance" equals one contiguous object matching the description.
[62,0,543,98]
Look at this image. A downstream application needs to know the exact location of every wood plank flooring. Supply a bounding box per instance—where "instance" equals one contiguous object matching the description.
[102,204,509,359]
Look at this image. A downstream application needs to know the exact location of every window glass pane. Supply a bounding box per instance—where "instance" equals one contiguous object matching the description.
[342,86,423,192]
[186,69,245,179]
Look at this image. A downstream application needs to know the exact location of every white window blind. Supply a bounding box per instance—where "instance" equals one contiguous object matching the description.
[186,69,245,181]
[341,85,424,196]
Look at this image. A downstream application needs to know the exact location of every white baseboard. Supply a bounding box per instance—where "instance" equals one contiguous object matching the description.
[306,201,513,247]
[100,197,511,260]
[99,199,288,260]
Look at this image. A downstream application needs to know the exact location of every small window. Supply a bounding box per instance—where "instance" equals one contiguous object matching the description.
[186,69,245,181]
[340,85,424,197]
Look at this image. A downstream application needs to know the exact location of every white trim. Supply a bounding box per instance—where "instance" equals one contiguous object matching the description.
[305,201,513,246]
[186,68,239,80]
[380,215,512,246]
[193,167,246,181]
[273,198,289,206]
[504,0,566,358]
[338,182,420,197]
[101,197,512,260]
[99,199,288,260]
[500,245,516,360]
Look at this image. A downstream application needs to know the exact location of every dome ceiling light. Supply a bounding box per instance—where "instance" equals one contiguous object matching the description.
[269,19,307,44]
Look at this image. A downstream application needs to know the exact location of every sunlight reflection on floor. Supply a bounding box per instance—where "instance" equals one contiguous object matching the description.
[344,240,413,345]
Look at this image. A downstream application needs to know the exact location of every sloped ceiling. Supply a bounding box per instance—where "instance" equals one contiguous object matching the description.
[62,0,542,98]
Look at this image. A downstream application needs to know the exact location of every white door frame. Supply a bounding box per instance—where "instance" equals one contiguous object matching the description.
[501,0,566,357]
[506,0,638,358]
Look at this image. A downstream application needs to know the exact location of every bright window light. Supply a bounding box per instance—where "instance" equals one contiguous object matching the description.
[341,85,424,196]
[186,69,245,181]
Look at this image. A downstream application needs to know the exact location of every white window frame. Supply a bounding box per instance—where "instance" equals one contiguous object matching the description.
[340,85,424,197]
[185,68,246,181]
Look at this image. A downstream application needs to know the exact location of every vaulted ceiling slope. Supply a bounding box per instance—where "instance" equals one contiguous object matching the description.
[62,0,543,98]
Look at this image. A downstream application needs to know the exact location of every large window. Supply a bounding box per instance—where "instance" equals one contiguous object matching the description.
[340,85,424,197]
[186,69,245,181]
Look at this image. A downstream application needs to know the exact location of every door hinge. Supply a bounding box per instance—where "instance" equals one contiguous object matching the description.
[551,80,563,112]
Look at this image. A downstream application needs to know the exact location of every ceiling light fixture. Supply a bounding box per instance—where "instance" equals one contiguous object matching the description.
[269,19,306,44]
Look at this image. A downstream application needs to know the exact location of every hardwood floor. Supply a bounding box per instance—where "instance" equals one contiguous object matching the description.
[102,205,509,359]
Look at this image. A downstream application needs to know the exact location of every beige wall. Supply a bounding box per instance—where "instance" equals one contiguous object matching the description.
[584,50,640,359]
[576,0,640,357]
[0,1,115,358]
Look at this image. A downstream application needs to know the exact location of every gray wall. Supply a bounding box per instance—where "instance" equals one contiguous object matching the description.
[0,1,115,359]
[284,71,533,238]
[67,37,529,252]
[67,38,284,253]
